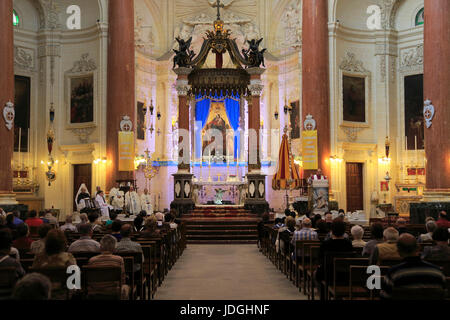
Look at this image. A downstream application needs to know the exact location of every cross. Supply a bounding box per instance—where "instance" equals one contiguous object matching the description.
[212,0,224,20]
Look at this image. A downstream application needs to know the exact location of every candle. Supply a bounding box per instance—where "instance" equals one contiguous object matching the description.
[18,127,22,169]
[27,128,30,169]
[415,135,418,166]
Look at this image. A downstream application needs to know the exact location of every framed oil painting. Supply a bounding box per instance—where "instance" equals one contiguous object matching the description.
[290,100,300,140]
[137,101,146,140]
[404,74,424,150]
[343,75,366,123]
[69,75,94,124]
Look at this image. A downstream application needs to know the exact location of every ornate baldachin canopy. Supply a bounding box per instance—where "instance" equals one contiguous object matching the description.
[173,0,266,96]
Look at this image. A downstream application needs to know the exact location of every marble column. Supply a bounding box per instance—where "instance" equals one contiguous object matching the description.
[173,68,192,171]
[106,0,135,190]
[247,68,265,172]
[0,0,16,204]
[423,0,450,196]
[302,0,330,178]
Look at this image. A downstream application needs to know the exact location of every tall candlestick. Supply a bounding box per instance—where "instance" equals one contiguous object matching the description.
[415,135,418,166]
[27,128,30,169]
[18,127,22,169]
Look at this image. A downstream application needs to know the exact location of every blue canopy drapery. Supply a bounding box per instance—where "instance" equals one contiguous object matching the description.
[194,92,240,160]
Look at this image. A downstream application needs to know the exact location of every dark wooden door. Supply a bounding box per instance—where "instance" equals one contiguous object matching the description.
[346,162,363,213]
[73,164,92,211]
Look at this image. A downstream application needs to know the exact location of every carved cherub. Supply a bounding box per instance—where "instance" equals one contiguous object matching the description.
[173,37,195,68]
[242,38,266,68]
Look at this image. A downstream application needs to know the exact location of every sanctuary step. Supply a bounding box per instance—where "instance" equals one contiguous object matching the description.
[182,208,260,244]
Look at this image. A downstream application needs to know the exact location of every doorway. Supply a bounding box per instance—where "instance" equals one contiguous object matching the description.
[73,164,92,211]
[346,162,364,213]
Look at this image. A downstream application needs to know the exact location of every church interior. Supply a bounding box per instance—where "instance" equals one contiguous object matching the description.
[0,0,449,302]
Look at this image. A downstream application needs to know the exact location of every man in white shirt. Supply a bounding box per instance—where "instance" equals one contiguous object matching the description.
[60,215,77,232]
[125,185,141,215]
[140,188,153,216]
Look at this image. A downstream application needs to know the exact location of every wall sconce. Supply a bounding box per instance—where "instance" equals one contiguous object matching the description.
[274,110,279,120]
[260,119,264,129]
[149,100,154,116]
[283,102,291,115]
[148,123,154,135]
[41,157,58,186]
[93,157,107,165]
[329,155,343,163]
[157,110,161,121]
[49,103,55,123]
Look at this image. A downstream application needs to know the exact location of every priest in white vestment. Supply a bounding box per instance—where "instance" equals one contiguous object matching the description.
[125,185,141,215]
[111,190,125,211]
[95,190,112,219]
[140,188,153,216]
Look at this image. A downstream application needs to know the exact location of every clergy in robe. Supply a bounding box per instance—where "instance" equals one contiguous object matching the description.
[125,185,141,215]
[75,183,91,212]
[95,190,112,219]
[111,190,125,211]
[140,188,153,216]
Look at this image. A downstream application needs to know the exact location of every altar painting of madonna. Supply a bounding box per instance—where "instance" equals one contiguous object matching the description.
[202,103,233,159]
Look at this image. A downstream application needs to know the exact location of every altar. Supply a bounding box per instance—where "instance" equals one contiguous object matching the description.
[193,180,247,206]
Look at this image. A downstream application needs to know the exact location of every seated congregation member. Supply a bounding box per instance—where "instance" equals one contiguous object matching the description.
[111,220,123,241]
[32,229,76,269]
[105,211,118,228]
[30,224,53,255]
[292,218,318,241]
[115,224,144,272]
[5,213,17,230]
[155,211,164,222]
[315,219,353,294]
[88,211,103,233]
[87,235,129,300]
[351,225,366,248]
[436,211,450,229]
[381,233,446,300]
[325,217,349,240]
[12,273,52,300]
[370,227,401,265]
[396,218,408,235]
[311,213,322,229]
[362,222,384,257]
[12,224,34,251]
[315,219,329,236]
[140,216,160,238]
[44,211,58,227]
[59,215,78,233]
[291,218,318,259]
[68,224,101,253]
[12,211,24,226]
[133,216,145,233]
[25,210,43,228]
[324,212,333,231]
[273,218,284,230]
[0,229,25,280]
[278,216,296,253]
[166,213,178,229]
[38,211,49,224]
[421,227,450,261]
[76,213,88,231]
[418,220,437,243]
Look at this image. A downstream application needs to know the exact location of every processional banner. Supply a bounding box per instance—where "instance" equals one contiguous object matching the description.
[302,130,318,170]
[118,131,135,171]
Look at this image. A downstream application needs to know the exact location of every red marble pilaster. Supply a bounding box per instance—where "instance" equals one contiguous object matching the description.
[424,0,450,191]
[0,0,15,198]
[302,0,330,179]
[106,0,135,190]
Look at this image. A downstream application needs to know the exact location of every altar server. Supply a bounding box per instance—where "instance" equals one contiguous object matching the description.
[125,185,141,215]
[140,188,153,216]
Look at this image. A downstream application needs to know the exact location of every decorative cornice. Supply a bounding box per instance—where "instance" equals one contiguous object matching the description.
[339,52,370,74]
[14,47,35,72]
[68,53,97,73]
[399,44,423,72]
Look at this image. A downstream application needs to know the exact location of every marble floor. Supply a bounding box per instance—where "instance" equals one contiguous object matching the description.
[154,245,307,300]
